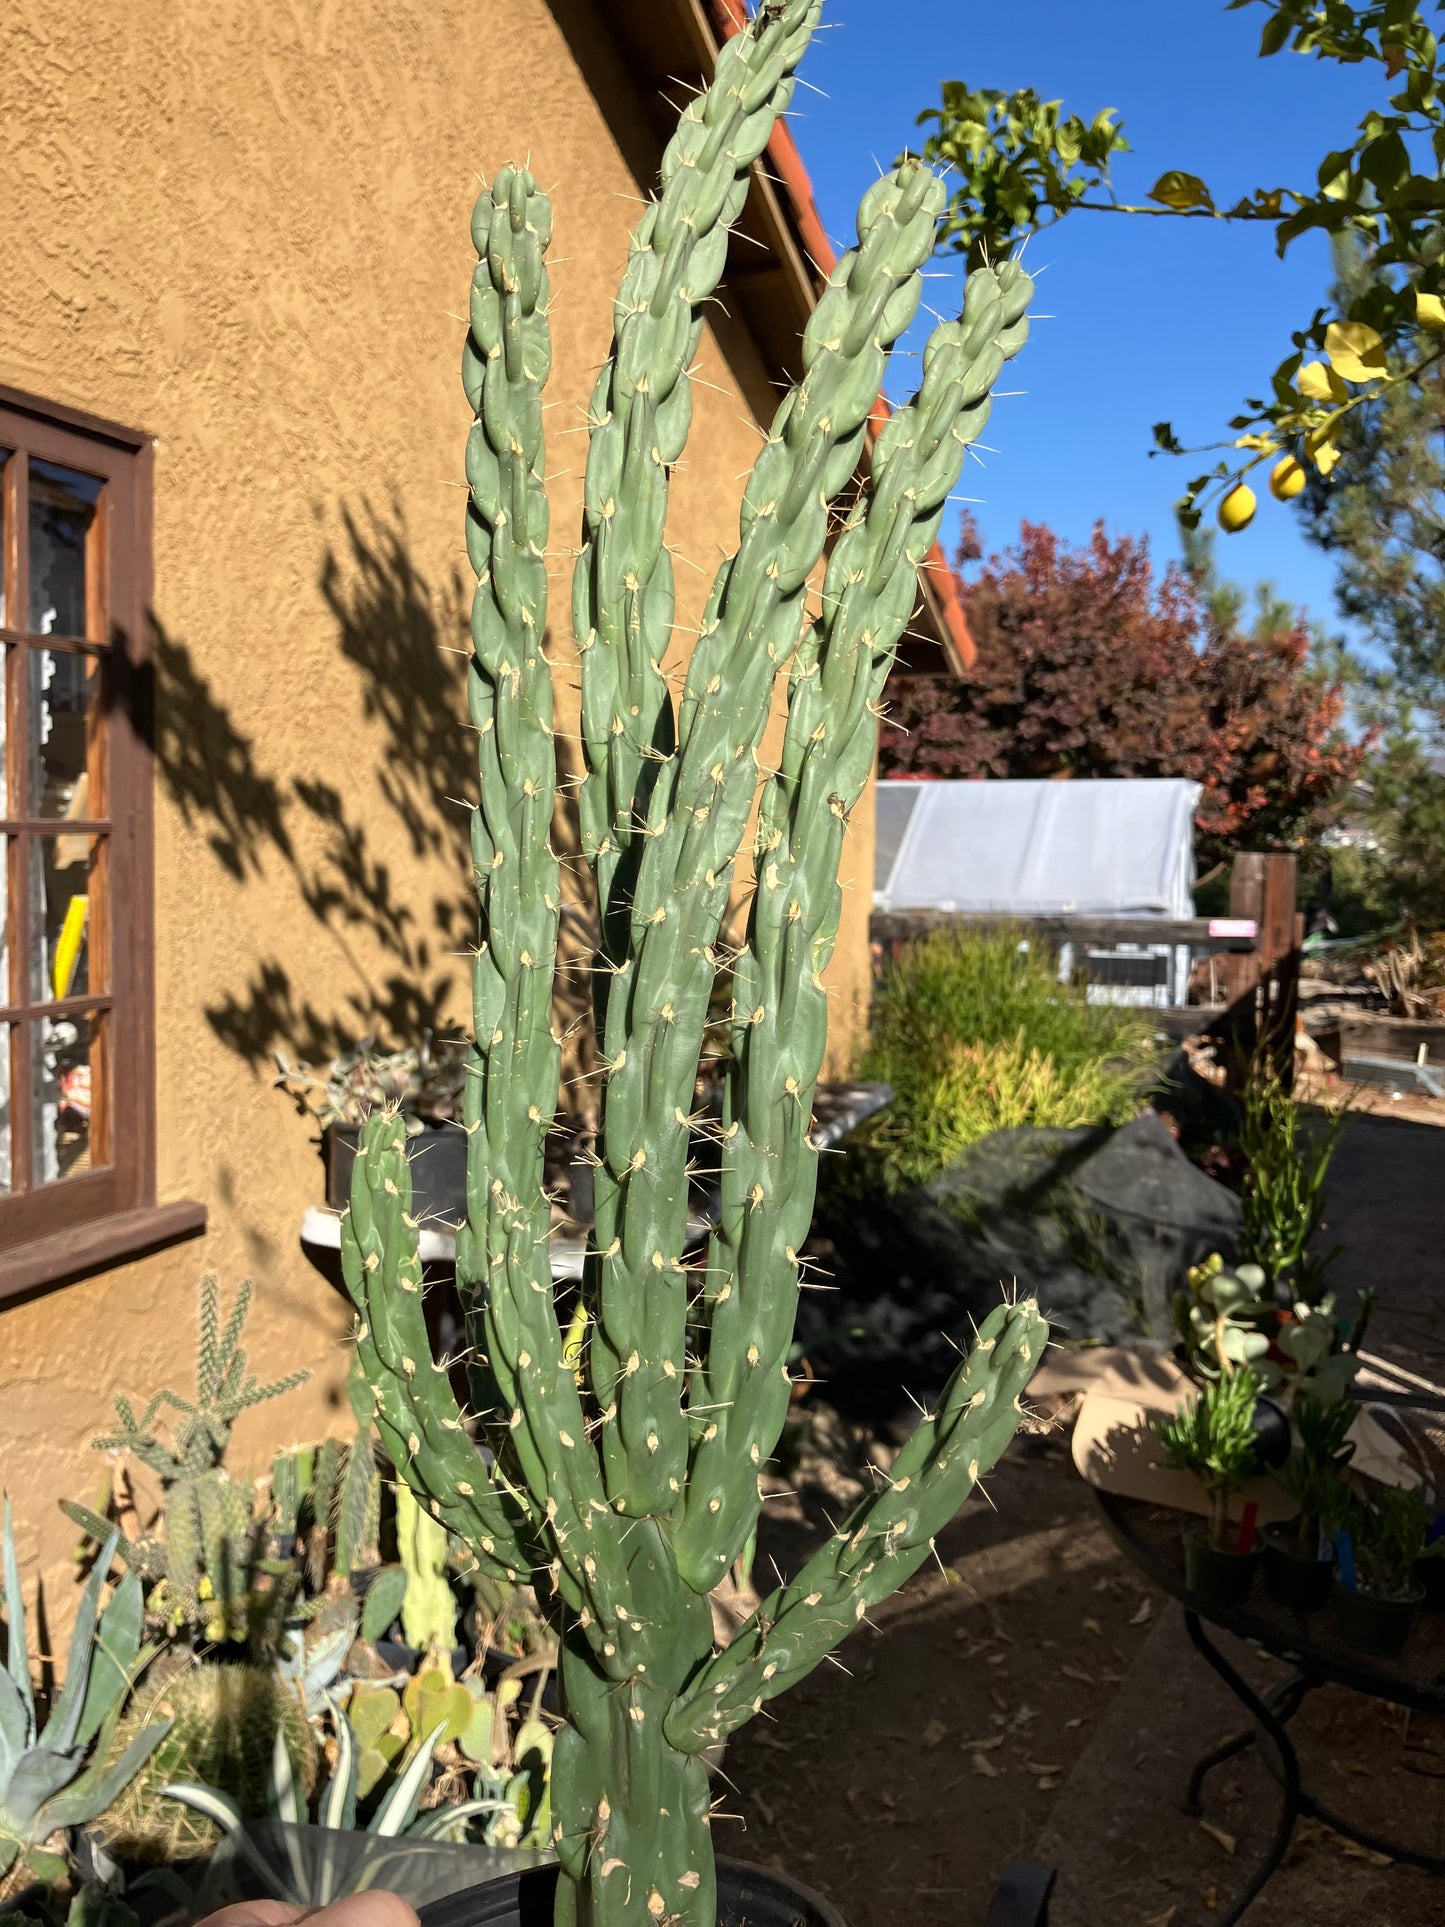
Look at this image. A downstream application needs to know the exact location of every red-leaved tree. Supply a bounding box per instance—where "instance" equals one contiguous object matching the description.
[879,520,1364,854]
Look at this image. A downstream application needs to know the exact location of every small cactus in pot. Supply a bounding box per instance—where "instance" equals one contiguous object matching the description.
[341,9,1046,1927]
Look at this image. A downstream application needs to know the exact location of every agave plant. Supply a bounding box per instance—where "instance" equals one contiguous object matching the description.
[0,1507,169,1890]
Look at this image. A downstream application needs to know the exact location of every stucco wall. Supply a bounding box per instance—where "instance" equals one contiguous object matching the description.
[0,0,876,1611]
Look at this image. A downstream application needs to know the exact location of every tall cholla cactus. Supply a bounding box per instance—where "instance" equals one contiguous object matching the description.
[343,9,1046,1925]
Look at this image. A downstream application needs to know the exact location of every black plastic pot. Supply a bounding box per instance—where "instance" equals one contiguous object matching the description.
[1260,1522,1334,1614]
[1333,1576,1424,1659]
[1416,1553,1445,1612]
[328,1119,466,1220]
[1183,1526,1260,1610]
[417,1858,845,1927]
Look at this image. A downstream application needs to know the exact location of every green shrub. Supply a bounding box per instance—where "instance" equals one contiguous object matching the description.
[856,925,1158,1188]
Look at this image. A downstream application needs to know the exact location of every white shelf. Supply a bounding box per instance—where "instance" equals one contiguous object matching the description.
[300,1207,586,1280]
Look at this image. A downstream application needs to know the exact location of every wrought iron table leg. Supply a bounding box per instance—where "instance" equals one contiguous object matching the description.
[1184,1673,1309,1814]
[1183,1611,1302,1926]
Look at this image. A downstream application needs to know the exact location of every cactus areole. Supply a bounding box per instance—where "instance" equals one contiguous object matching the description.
[341,8,1046,1925]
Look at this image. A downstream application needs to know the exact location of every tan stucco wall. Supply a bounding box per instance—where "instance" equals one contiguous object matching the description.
[0,0,875,1614]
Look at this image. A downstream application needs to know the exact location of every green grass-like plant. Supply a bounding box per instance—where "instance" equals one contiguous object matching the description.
[1154,1369,1262,1549]
[1350,1484,1434,1600]
[1237,1036,1347,1300]
[856,925,1158,1188]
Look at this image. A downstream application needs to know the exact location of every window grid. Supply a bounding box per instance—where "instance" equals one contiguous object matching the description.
[0,387,157,1254]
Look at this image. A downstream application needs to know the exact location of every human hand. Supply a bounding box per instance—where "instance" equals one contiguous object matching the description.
[195,1893,420,1927]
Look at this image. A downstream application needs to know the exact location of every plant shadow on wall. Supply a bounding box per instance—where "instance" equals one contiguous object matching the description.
[148,499,595,1103]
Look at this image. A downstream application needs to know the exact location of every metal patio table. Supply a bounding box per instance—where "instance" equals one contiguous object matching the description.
[1096,1482,1445,1924]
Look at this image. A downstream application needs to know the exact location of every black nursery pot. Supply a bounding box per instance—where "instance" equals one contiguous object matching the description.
[1260,1522,1334,1614]
[327,1119,467,1220]
[1416,1553,1445,1612]
[1333,1576,1424,1659]
[418,1859,846,1927]
[1183,1526,1260,1610]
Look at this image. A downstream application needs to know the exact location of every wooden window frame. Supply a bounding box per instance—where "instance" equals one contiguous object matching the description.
[0,385,204,1301]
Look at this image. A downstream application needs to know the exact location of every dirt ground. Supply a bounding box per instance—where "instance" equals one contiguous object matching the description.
[722,1410,1445,1926]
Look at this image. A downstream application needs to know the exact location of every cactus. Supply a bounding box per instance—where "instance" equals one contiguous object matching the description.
[62,1276,308,1643]
[401,1657,473,1748]
[342,11,1047,1927]
[461,1667,555,1853]
[95,1664,313,1862]
[394,1483,458,1655]
[0,1509,169,1891]
[346,1686,408,1801]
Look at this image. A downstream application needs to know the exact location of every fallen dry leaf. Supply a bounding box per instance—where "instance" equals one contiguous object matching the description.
[1065,1716,1084,1730]
[1129,1597,1153,1626]
[1036,1776,1059,1792]
[922,1719,947,1748]
[1141,1909,1177,1927]
[1201,1887,1218,1912]
[972,1752,999,1778]
[962,1735,1005,1752]
[1027,1763,1062,1776]
[1083,1616,1104,1637]
[1061,1664,1095,1685]
[1341,1840,1392,1867]
[1199,1820,1237,1856]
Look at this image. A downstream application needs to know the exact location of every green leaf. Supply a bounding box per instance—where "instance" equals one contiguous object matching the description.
[371,1723,447,1838]
[1260,13,1292,56]
[319,1691,358,1834]
[76,1570,144,1751]
[1149,170,1215,212]
[361,1564,409,1645]
[47,1530,119,1752]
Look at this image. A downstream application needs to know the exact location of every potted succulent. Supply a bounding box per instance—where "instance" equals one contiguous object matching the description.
[1154,1369,1264,1609]
[1335,1486,1431,1658]
[0,1507,170,1900]
[338,8,1046,1927]
[275,1035,469,1223]
[1261,1393,1355,1613]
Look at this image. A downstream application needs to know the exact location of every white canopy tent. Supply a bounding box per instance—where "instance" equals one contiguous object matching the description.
[874,778,1202,1004]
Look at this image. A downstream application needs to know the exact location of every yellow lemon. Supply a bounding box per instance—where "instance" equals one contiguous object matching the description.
[1218,483,1257,533]
[1269,455,1306,502]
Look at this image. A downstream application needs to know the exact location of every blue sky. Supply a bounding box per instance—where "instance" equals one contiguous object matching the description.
[785,0,1380,640]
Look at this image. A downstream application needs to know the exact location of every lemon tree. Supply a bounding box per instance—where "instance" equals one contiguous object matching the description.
[915,2,1445,530]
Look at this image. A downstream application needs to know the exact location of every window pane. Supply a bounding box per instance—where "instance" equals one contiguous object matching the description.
[29,460,102,640]
[29,834,102,1002]
[28,646,101,818]
[0,1023,10,1194]
[0,449,9,629]
[32,1007,100,1184]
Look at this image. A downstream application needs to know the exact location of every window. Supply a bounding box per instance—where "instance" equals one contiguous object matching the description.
[0,387,203,1295]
